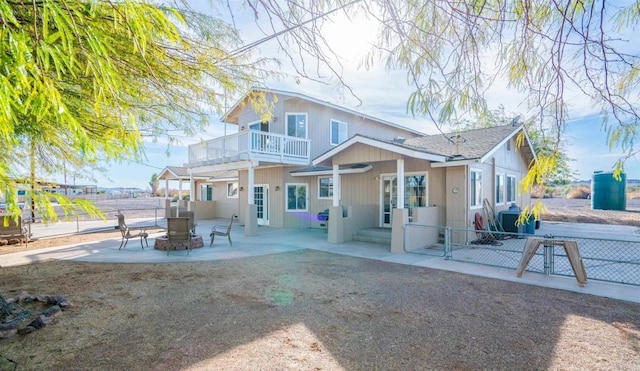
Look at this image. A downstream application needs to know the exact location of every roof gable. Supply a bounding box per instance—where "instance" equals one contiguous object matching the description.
[222,87,424,136]
[313,124,537,166]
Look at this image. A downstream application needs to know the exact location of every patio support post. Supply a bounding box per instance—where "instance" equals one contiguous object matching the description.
[177,179,183,215]
[164,179,169,199]
[189,169,194,211]
[391,158,406,253]
[245,165,258,236]
[332,164,340,207]
[397,158,405,209]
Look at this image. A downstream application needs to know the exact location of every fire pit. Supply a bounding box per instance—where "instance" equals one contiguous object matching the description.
[154,235,204,251]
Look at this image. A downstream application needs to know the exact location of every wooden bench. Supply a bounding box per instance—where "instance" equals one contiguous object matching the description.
[0,218,30,246]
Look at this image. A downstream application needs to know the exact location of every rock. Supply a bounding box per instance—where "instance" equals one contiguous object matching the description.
[42,305,62,318]
[25,314,51,331]
[18,326,36,335]
[0,321,18,339]
[18,291,33,303]
[37,295,69,307]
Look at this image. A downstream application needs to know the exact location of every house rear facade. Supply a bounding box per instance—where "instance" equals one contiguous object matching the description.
[159,88,536,250]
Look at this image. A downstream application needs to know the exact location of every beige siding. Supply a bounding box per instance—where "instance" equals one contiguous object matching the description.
[233,93,420,159]
[239,167,286,228]
[334,143,403,164]
[446,166,467,230]
[484,136,533,215]
[212,180,239,218]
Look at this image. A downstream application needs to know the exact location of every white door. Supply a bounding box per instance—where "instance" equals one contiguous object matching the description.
[381,175,397,228]
[254,184,269,226]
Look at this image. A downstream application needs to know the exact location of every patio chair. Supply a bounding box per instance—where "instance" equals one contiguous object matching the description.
[177,210,196,235]
[167,217,191,256]
[117,213,149,250]
[210,214,235,247]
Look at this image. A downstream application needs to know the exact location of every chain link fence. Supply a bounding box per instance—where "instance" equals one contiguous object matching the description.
[22,198,166,239]
[404,224,640,286]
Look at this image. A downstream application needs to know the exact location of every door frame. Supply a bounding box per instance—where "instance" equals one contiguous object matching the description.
[380,171,429,227]
[254,184,270,226]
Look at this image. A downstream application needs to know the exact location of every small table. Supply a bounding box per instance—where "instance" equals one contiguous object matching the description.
[154,235,204,251]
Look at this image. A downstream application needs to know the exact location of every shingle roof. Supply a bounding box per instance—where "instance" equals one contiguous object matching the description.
[398,125,523,160]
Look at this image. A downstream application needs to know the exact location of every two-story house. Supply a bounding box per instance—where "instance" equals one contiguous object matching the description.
[159,87,536,251]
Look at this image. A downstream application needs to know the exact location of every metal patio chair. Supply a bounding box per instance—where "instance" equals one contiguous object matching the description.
[117,213,148,250]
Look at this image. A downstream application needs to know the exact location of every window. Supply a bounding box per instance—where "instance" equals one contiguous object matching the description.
[200,184,213,201]
[227,182,238,198]
[470,169,483,208]
[249,120,269,132]
[318,177,333,199]
[506,175,517,203]
[286,113,307,138]
[286,183,307,211]
[330,119,348,145]
[496,174,505,205]
[404,174,428,222]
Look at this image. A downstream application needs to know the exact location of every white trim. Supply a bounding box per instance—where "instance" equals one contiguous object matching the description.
[199,183,213,201]
[227,181,239,198]
[470,168,483,209]
[506,174,517,204]
[317,176,333,199]
[209,177,239,183]
[431,159,480,168]
[285,112,308,139]
[291,164,372,177]
[254,184,270,226]
[222,88,423,136]
[285,183,308,212]
[313,135,447,165]
[495,173,505,206]
[379,171,429,226]
[248,119,269,132]
[330,118,348,146]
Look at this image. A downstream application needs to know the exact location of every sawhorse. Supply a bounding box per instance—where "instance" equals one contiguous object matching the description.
[517,238,587,287]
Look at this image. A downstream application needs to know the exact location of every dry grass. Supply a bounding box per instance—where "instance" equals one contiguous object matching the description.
[566,186,591,199]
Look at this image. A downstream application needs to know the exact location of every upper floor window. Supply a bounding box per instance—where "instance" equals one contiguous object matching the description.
[506,175,517,203]
[470,169,482,208]
[286,113,307,138]
[330,119,348,145]
[250,120,269,132]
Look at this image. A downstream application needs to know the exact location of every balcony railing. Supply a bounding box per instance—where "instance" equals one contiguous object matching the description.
[188,130,310,166]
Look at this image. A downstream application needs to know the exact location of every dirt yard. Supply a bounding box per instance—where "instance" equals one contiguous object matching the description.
[0,198,639,370]
[1,251,639,370]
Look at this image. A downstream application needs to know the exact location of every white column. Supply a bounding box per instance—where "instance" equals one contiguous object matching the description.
[248,165,255,204]
[332,164,340,207]
[397,158,405,209]
[164,179,169,198]
[177,179,183,214]
[189,169,195,202]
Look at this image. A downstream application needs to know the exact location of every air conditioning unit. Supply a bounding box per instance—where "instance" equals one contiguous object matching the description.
[499,210,524,237]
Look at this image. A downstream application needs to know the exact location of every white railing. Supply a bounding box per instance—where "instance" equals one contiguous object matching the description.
[188,131,310,165]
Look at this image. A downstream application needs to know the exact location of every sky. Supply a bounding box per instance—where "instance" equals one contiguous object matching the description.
[55,1,639,190]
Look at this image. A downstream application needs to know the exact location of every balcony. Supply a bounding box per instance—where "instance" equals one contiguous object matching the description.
[188,130,310,167]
